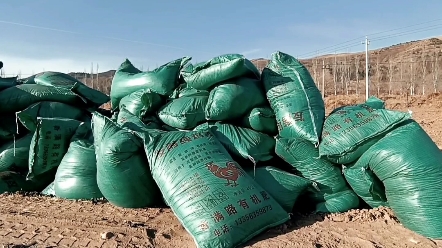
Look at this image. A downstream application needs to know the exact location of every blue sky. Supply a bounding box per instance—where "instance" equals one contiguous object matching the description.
[2,0,442,75]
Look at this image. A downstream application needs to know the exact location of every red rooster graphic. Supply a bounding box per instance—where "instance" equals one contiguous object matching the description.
[206,161,244,187]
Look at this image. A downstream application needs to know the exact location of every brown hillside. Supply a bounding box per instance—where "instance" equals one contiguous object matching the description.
[73,37,442,96]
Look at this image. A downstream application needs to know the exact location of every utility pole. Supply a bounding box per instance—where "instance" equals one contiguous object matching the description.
[362,36,370,100]
[322,60,326,99]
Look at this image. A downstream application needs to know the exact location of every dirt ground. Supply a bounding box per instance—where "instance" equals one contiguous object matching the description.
[1,94,442,248]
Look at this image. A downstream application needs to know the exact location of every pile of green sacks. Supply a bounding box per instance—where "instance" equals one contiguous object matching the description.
[1,50,442,247]
[0,71,109,199]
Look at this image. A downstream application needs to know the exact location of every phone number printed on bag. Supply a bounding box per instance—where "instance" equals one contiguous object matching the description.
[234,205,273,226]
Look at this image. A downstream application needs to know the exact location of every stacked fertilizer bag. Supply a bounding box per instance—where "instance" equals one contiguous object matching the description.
[320,96,442,239]
[0,71,109,199]
[261,52,360,213]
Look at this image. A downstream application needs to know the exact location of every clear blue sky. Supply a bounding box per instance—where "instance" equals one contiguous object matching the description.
[2,0,442,75]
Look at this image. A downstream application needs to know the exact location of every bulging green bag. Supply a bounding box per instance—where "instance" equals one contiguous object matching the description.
[241,107,278,135]
[319,104,410,164]
[365,96,385,109]
[275,137,359,213]
[54,128,103,200]
[0,84,87,113]
[0,169,57,194]
[195,122,275,163]
[342,162,388,208]
[184,54,260,90]
[41,181,55,196]
[245,166,312,212]
[17,101,89,132]
[349,120,442,239]
[110,57,191,108]
[0,76,17,91]
[117,108,162,132]
[0,134,33,173]
[262,51,325,145]
[118,89,163,118]
[158,92,208,129]
[92,112,160,208]
[33,71,110,107]
[141,128,289,248]
[205,77,266,121]
[27,118,84,180]
[0,114,21,141]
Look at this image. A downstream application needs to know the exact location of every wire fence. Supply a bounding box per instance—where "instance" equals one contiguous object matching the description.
[2,47,442,97]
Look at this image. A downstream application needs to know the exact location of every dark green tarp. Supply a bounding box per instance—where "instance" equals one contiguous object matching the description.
[110,57,190,109]
[262,51,325,145]
[195,122,275,163]
[0,84,87,113]
[183,54,260,90]
[348,120,442,239]
[246,166,312,212]
[319,104,410,164]
[118,89,163,118]
[0,134,33,173]
[92,112,160,208]
[140,128,289,248]
[158,92,208,129]
[17,101,88,132]
[27,118,84,180]
[33,71,109,107]
[54,127,103,200]
[275,137,359,213]
[241,107,278,135]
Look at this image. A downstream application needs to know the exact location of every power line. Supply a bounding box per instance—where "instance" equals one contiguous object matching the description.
[0,20,185,50]
[298,18,442,58]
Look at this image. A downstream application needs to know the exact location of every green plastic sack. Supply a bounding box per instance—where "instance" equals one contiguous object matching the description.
[141,128,289,248]
[245,166,312,212]
[275,137,359,213]
[0,84,87,113]
[92,112,160,208]
[0,114,21,141]
[342,163,388,208]
[54,128,103,200]
[117,108,162,132]
[319,104,411,164]
[158,92,208,129]
[241,107,278,135]
[205,77,266,121]
[365,96,385,109]
[196,122,275,163]
[184,54,260,90]
[41,181,55,196]
[169,84,209,99]
[350,120,442,238]
[27,118,84,180]
[110,57,190,108]
[0,76,17,90]
[17,101,89,132]
[118,89,163,118]
[0,169,57,194]
[33,71,109,107]
[262,51,325,145]
[0,134,33,173]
